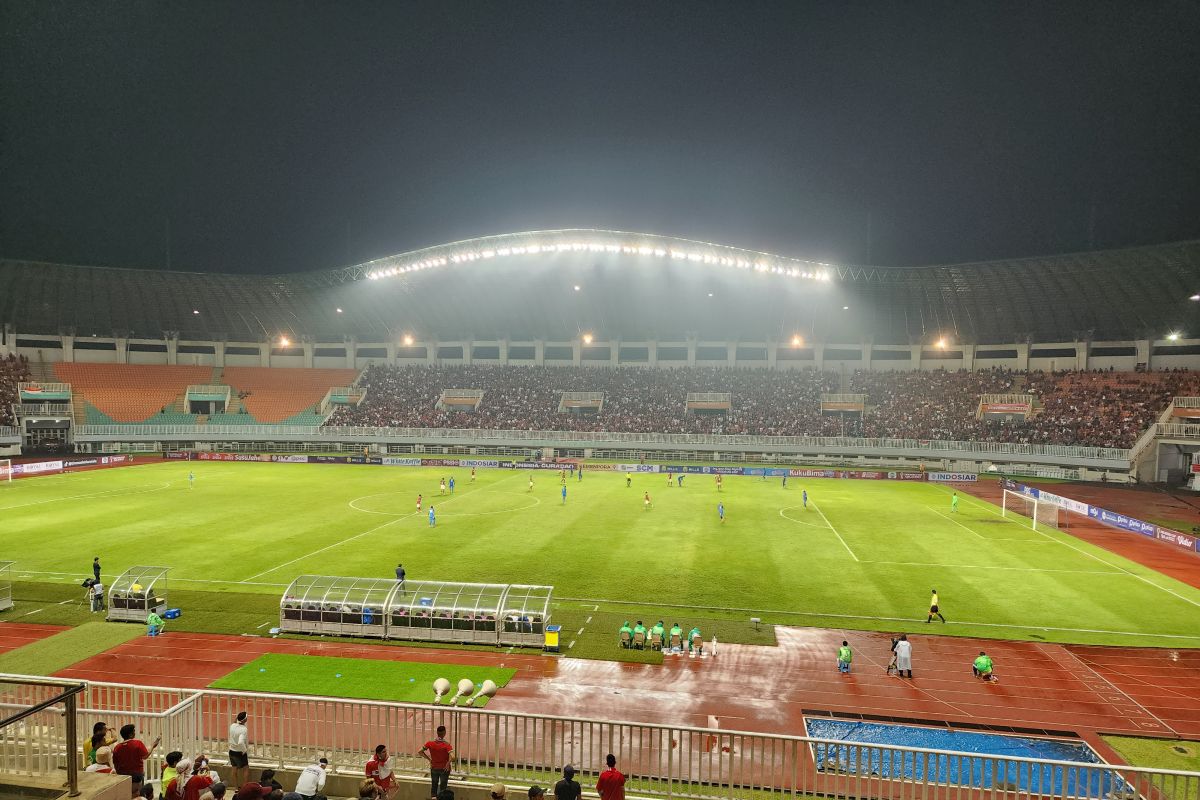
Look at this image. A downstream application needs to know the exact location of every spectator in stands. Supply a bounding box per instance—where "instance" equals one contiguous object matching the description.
[84,721,115,765]
[419,726,454,800]
[200,784,228,800]
[0,354,32,428]
[325,363,1199,449]
[112,723,160,798]
[553,766,581,800]
[490,785,507,800]
[227,712,250,789]
[366,744,397,800]
[162,752,184,789]
[596,755,626,800]
[87,746,115,774]
[528,788,545,800]
[235,771,276,800]
[168,759,215,800]
[293,758,328,800]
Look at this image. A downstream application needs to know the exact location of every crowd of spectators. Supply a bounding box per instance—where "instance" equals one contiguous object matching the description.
[0,353,31,427]
[325,363,1197,449]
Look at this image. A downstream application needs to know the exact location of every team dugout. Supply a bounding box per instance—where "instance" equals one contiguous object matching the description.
[107,566,169,623]
[279,576,552,647]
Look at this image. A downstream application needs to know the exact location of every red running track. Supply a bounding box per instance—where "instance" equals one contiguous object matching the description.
[48,625,1200,739]
[0,622,67,656]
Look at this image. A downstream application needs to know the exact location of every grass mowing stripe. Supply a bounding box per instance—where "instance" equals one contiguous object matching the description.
[209,653,515,705]
[0,621,143,676]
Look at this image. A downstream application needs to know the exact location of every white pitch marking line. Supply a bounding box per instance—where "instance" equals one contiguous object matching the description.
[778,506,831,529]
[0,482,172,512]
[15,570,289,588]
[935,486,1200,611]
[250,473,527,581]
[256,621,271,629]
[926,506,985,539]
[585,616,592,624]
[808,501,859,561]
[576,628,584,635]
[859,560,1119,575]
[567,640,576,649]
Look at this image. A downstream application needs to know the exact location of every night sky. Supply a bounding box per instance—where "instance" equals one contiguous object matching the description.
[2,1,1198,275]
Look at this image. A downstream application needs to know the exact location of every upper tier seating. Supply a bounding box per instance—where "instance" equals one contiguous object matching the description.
[222,367,358,423]
[54,363,212,423]
[0,354,32,427]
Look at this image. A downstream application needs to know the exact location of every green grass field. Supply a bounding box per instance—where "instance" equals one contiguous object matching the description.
[209,653,515,705]
[3,461,1200,649]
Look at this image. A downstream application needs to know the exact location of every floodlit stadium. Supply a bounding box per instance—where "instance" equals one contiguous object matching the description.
[8,1,1200,795]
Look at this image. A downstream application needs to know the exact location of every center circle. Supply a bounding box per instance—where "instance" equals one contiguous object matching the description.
[348,491,540,517]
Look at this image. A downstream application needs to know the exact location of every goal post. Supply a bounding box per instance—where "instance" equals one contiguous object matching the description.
[0,459,11,484]
[1001,488,1060,531]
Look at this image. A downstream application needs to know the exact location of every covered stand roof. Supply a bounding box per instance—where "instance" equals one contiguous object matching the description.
[282,575,395,610]
[3,232,1198,344]
[110,565,168,594]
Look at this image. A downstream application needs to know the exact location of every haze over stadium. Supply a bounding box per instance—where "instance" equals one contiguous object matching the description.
[3,4,1200,800]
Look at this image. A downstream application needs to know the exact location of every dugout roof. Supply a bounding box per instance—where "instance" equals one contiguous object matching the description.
[4,231,1198,344]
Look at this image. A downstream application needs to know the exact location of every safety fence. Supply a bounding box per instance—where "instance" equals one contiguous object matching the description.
[0,677,85,795]
[71,424,1131,463]
[2,675,1198,800]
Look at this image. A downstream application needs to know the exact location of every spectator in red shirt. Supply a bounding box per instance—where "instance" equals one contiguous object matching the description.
[366,744,397,800]
[167,759,215,800]
[419,725,454,800]
[111,723,160,798]
[596,754,625,800]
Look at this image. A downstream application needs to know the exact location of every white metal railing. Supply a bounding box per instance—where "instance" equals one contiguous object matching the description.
[1174,397,1200,408]
[443,389,485,399]
[70,424,1132,461]
[12,403,72,416]
[0,426,17,438]
[979,393,1034,405]
[186,384,231,398]
[821,393,866,404]
[3,675,1197,800]
[686,392,731,403]
[1156,423,1200,440]
[0,677,86,794]
[560,392,605,401]
[17,381,71,395]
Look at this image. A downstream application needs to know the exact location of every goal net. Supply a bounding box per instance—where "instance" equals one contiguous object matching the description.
[1001,488,1060,530]
[0,459,11,484]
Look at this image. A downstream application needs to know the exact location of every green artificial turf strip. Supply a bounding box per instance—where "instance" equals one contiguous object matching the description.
[209,653,515,704]
[0,621,143,676]
[1102,736,1200,772]
[4,461,1200,649]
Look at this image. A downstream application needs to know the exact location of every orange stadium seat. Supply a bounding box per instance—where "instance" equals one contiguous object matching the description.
[53,363,212,422]
[222,367,358,423]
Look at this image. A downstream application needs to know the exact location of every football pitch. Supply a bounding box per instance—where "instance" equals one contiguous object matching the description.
[4,460,1200,648]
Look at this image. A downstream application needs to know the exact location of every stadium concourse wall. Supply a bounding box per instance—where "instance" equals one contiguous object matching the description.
[1003,477,1200,555]
[68,423,1133,476]
[5,326,1200,373]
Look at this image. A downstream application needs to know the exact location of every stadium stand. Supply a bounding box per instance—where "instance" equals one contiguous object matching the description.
[2,233,1198,343]
[53,364,212,423]
[0,353,32,427]
[221,367,358,423]
[328,364,1197,449]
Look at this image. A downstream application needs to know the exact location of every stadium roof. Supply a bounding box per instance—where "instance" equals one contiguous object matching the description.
[3,230,1198,345]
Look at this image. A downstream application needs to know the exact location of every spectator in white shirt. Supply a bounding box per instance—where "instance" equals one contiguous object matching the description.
[228,711,249,789]
[294,759,328,800]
